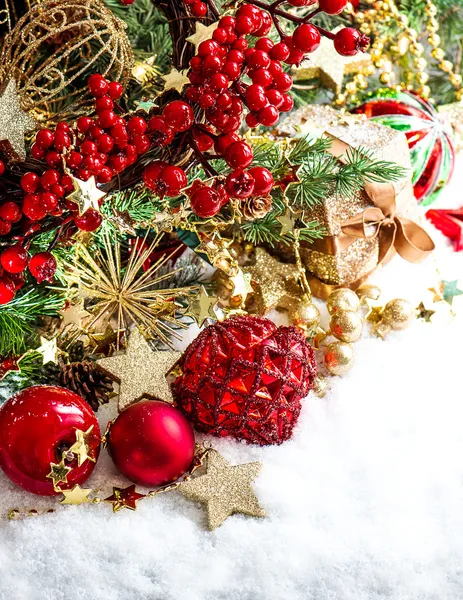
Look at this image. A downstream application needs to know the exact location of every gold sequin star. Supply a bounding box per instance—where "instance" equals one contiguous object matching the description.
[179,450,266,530]
[36,336,59,365]
[186,22,218,53]
[60,299,90,330]
[191,285,220,327]
[162,68,190,93]
[96,328,181,410]
[416,302,435,323]
[69,426,99,467]
[229,270,253,300]
[47,460,72,488]
[68,175,106,216]
[60,485,92,505]
[0,79,36,161]
[105,485,146,512]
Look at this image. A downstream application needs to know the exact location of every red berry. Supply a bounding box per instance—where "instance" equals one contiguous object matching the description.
[97,109,117,129]
[227,50,245,64]
[280,94,294,112]
[53,131,71,151]
[81,140,98,155]
[270,43,290,61]
[191,1,207,17]
[35,129,54,149]
[319,0,348,14]
[199,94,216,110]
[77,117,93,133]
[247,49,271,70]
[0,202,21,223]
[255,38,274,53]
[95,96,114,112]
[1,245,28,274]
[248,166,274,195]
[246,112,259,128]
[127,116,147,135]
[209,73,229,91]
[0,276,15,304]
[30,143,45,160]
[254,10,272,37]
[266,89,284,107]
[74,209,103,232]
[143,161,168,190]
[246,84,268,111]
[217,92,233,110]
[40,192,58,211]
[190,56,202,71]
[202,55,223,76]
[272,72,292,92]
[41,169,60,190]
[220,16,236,29]
[97,134,114,153]
[21,172,40,193]
[28,252,57,283]
[293,24,321,53]
[213,27,228,44]
[22,194,46,221]
[88,74,109,98]
[251,68,273,88]
[45,151,61,168]
[225,169,255,198]
[159,166,187,197]
[0,219,12,235]
[229,97,243,116]
[258,105,279,126]
[97,166,113,184]
[89,126,104,140]
[190,186,221,218]
[162,101,194,132]
[66,151,83,169]
[214,133,240,155]
[334,28,369,56]
[198,40,220,57]
[109,153,128,173]
[77,168,91,181]
[222,62,241,81]
[0,160,4,176]
[133,134,150,154]
[224,141,254,169]
[235,15,254,35]
[51,184,65,198]
[148,116,175,146]
[110,124,129,146]
[9,272,25,291]
[108,81,124,100]
[61,175,74,193]
[192,129,214,152]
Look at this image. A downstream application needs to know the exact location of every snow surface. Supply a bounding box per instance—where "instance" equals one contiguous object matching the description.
[0,159,462,600]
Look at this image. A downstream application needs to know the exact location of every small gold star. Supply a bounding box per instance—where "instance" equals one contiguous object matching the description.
[416,302,435,323]
[87,324,118,356]
[68,176,106,216]
[36,336,59,365]
[0,79,36,160]
[186,22,218,53]
[191,285,219,327]
[277,208,297,236]
[162,69,190,93]
[69,426,99,467]
[229,270,253,300]
[365,299,384,324]
[60,299,90,329]
[60,485,92,505]
[47,460,72,488]
[179,450,266,530]
[105,485,146,512]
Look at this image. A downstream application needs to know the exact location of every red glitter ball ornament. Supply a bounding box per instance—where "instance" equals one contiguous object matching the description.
[173,316,317,445]
[0,386,101,496]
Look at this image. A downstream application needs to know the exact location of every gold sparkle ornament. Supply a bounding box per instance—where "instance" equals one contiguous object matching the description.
[36,336,59,365]
[47,460,72,488]
[356,284,382,302]
[229,269,253,300]
[277,207,297,236]
[329,310,363,342]
[323,341,354,376]
[313,375,329,398]
[97,328,181,410]
[68,176,106,216]
[0,79,36,161]
[162,69,190,93]
[179,449,266,530]
[326,288,361,314]
[186,22,218,52]
[60,485,92,505]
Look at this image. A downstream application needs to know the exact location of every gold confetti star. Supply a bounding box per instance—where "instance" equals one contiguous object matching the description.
[68,175,106,216]
[97,328,181,410]
[277,207,297,236]
[364,299,384,325]
[162,68,190,93]
[47,460,72,488]
[69,426,99,467]
[186,22,218,53]
[60,485,92,505]
[191,285,220,327]
[59,299,90,330]
[179,449,266,530]
[416,302,435,323]
[0,79,36,161]
[105,485,146,512]
[36,336,59,365]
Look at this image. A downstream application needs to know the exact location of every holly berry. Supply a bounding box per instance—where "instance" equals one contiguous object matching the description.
[74,209,103,232]
[1,246,28,274]
[163,101,194,132]
[292,24,321,53]
[224,141,254,169]
[225,169,255,198]
[248,166,274,195]
[88,74,109,98]
[21,172,40,193]
[0,220,11,235]
[35,129,54,149]
[0,160,4,176]
[143,161,168,190]
[190,186,221,218]
[22,194,47,221]
[28,252,57,283]
[157,166,187,197]
[318,0,348,15]
[0,276,15,305]
[0,202,21,223]
[334,27,369,56]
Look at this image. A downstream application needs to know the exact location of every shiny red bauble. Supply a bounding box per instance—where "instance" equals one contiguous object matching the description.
[173,316,317,445]
[28,251,57,283]
[0,386,101,496]
[107,400,195,486]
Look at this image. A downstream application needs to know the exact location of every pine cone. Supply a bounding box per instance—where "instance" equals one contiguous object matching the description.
[242,195,273,220]
[58,362,114,412]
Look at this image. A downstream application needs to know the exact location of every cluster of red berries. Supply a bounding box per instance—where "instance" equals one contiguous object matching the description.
[0,246,56,304]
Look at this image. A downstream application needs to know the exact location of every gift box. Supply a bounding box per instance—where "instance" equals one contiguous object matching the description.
[276,105,434,299]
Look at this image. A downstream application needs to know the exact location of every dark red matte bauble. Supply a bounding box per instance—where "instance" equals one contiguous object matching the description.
[107,400,195,486]
[173,316,317,445]
[0,386,101,496]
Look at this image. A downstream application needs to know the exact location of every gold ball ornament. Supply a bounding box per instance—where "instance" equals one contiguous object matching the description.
[0,0,133,121]
[330,310,363,343]
[381,299,415,330]
[326,289,360,315]
[324,342,355,376]
[313,376,329,398]
[290,300,320,337]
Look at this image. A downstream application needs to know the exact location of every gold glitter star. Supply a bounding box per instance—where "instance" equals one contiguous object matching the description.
[0,79,36,161]
[96,328,181,410]
[179,450,266,530]
[69,426,99,467]
[47,460,72,488]
[60,485,92,505]
[162,68,190,93]
[68,175,106,216]
[87,324,118,355]
[243,247,303,314]
[416,302,435,323]
[186,22,218,53]
[105,485,146,512]
[294,31,372,94]
[36,336,59,365]
[191,285,220,327]
[364,299,384,324]
[60,299,90,330]
[229,269,253,300]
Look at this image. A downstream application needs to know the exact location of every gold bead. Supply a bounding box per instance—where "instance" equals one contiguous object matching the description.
[360,23,372,35]
[416,71,429,85]
[330,310,363,343]
[324,342,355,376]
[345,82,358,94]
[439,60,454,73]
[431,48,445,61]
[420,85,431,99]
[326,288,360,315]
[356,284,382,301]
[313,375,329,398]
[375,58,385,69]
[424,4,438,17]
[456,89,463,101]
[381,298,415,330]
[371,48,383,59]
[428,33,441,47]
[450,73,463,87]
[379,72,391,84]
[335,94,347,106]
[382,60,393,73]
[410,43,424,56]
[415,57,428,71]
[290,300,320,337]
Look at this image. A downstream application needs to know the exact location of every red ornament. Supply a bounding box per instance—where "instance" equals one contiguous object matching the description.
[173,316,317,445]
[107,400,195,486]
[426,207,463,251]
[0,386,100,496]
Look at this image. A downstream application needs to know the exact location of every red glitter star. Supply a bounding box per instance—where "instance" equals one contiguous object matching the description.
[104,485,146,512]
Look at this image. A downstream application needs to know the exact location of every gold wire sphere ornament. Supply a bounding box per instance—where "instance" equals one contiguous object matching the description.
[329,310,363,343]
[326,288,360,315]
[381,299,415,330]
[0,0,134,121]
[323,341,355,376]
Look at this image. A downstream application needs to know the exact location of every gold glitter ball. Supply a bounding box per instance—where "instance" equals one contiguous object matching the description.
[330,310,363,342]
[313,375,329,398]
[324,341,355,376]
[381,298,415,330]
[326,289,360,314]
